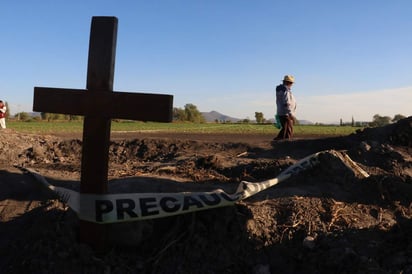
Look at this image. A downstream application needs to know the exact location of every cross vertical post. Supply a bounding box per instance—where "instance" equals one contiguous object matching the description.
[79,16,117,249]
[32,16,173,250]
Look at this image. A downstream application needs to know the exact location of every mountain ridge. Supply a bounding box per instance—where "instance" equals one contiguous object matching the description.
[201,110,241,122]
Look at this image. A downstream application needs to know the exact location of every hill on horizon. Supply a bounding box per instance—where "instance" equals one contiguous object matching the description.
[201,111,241,122]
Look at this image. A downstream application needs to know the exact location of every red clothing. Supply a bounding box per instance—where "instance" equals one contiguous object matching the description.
[0,103,5,118]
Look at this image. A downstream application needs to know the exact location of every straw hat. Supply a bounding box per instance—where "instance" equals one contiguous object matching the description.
[283,75,295,83]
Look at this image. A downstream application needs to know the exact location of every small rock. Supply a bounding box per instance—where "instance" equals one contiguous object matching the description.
[303,235,316,249]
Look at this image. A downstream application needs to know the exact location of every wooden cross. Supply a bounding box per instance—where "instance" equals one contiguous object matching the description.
[33,16,173,249]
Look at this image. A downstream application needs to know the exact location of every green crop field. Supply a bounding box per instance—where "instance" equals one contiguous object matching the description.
[7,120,360,136]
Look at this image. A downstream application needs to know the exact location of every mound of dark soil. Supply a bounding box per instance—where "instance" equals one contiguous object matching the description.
[0,117,411,273]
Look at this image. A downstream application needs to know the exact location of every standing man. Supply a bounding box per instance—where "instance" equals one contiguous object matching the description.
[273,75,297,140]
[0,100,7,129]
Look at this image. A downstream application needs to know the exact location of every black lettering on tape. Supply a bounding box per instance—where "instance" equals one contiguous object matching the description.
[244,183,263,195]
[160,197,180,213]
[220,192,240,202]
[199,193,221,206]
[116,199,138,220]
[140,197,159,217]
[96,200,113,222]
[183,196,204,210]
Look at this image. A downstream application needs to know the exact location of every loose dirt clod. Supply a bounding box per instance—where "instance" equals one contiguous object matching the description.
[0,117,412,273]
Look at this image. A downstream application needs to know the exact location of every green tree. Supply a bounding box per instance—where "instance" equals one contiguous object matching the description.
[67,115,82,121]
[15,112,30,121]
[392,114,406,122]
[371,114,391,127]
[184,103,205,123]
[41,112,51,121]
[255,112,264,124]
[173,104,205,123]
[173,107,186,121]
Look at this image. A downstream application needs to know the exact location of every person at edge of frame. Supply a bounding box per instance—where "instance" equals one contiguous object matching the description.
[0,100,7,129]
[273,75,297,141]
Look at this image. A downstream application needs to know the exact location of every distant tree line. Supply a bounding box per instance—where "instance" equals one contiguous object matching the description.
[338,114,407,127]
[10,112,84,122]
[6,99,409,127]
[369,114,406,127]
[39,113,82,121]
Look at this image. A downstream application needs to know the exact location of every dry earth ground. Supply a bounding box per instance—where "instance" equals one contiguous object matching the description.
[0,117,412,273]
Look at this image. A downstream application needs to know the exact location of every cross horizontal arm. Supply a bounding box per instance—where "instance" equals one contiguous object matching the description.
[33,87,173,122]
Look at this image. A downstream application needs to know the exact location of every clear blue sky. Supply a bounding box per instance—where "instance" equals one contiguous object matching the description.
[1,1,411,123]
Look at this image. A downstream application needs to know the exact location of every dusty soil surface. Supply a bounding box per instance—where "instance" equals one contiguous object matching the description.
[1,118,412,273]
